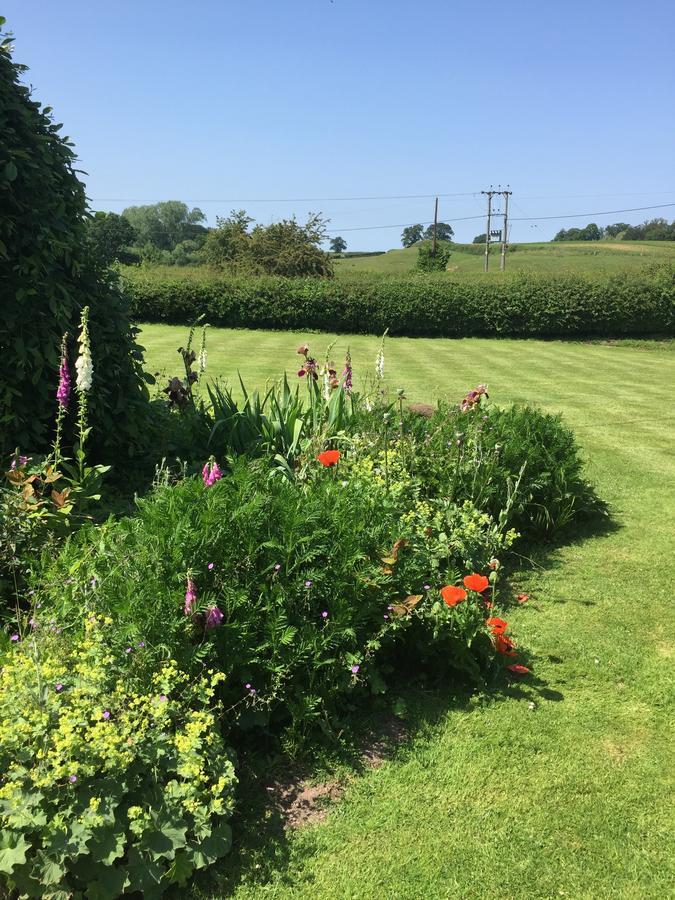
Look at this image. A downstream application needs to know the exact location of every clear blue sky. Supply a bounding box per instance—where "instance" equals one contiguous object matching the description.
[4,0,675,249]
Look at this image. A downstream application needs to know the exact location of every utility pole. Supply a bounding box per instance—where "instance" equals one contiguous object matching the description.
[500,189,512,271]
[481,189,494,272]
[432,196,438,256]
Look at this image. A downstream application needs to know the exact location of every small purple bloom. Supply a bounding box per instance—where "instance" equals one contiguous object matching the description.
[102,710,110,720]
[205,605,224,629]
[125,647,132,654]
[138,641,145,648]
[10,634,19,642]
[274,563,281,571]
[383,614,389,620]
[69,775,77,784]
[245,683,251,690]
[55,683,63,692]
[249,688,257,695]
[208,562,214,570]
[202,460,223,488]
[424,584,431,591]
[305,580,312,588]
[321,611,328,619]
[351,665,360,674]
[159,695,168,702]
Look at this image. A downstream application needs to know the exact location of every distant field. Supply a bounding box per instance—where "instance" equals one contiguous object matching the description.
[334,240,675,277]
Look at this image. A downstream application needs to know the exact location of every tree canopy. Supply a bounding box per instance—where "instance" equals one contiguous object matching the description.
[401,224,423,247]
[121,201,207,251]
[329,236,347,254]
[423,222,454,242]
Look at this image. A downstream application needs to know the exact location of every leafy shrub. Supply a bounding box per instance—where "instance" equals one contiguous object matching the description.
[123,264,675,337]
[416,241,451,272]
[0,20,152,460]
[0,623,236,898]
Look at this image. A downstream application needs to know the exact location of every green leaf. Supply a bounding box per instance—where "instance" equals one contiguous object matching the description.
[190,822,232,869]
[87,866,129,900]
[87,828,125,865]
[3,160,17,182]
[0,832,29,873]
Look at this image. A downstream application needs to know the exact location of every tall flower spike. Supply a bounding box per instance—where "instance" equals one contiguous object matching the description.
[56,335,71,408]
[199,325,208,374]
[184,576,197,615]
[342,348,353,394]
[75,306,93,393]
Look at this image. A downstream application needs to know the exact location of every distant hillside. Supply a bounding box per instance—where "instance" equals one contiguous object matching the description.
[333,241,675,277]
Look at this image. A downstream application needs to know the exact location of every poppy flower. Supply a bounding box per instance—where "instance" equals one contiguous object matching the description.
[463,574,490,593]
[517,593,530,604]
[317,449,341,467]
[441,585,467,607]
[494,634,517,656]
[486,617,508,635]
[507,664,530,675]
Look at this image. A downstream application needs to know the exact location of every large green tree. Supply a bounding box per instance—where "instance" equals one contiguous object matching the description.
[401,224,423,247]
[423,222,454,242]
[121,201,206,251]
[86,211,138,265]
[0,17,151,458]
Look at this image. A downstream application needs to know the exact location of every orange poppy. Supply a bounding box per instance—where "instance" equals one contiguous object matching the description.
[507,664,530,675]
[463,574,490,593]
[486,617,508,635]
[317,450,341,467]
[494,634,517,656]
[441,585,467,607]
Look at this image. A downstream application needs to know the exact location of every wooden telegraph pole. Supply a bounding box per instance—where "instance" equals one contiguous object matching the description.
[481,189,494,272]
[500,188,512,271]
[432,196,439,256]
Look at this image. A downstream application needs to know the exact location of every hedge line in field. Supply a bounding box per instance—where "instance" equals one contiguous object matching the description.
[123,265,675,337]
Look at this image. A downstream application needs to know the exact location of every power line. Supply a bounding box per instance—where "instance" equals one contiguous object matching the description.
[88,191,480,204]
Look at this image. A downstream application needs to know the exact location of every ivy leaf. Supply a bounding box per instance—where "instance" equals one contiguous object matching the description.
[0,832,30,874]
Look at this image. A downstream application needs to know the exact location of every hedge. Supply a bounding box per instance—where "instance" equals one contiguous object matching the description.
[123,265,675,337]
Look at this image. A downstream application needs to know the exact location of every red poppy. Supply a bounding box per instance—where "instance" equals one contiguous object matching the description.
[494,634,517,656]
[507,664,530,675]
[317,449,341,467]
[486,617,508,635]
[463,574,490,593]
[517,593,530,604]
[440,585,467,607]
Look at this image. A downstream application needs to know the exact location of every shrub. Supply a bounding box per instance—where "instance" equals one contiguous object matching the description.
[416,241,451,272]
[122,264,675,337]
[0,624,236,898]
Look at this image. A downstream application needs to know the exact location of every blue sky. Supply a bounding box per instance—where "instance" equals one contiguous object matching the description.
[4,0,675,249]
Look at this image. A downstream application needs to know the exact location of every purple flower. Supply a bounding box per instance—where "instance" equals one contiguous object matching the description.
[184,576,197,616]
[274,563,281,572]
[350,664,360,674]
[56,347,71,408]
[383,614,389,620]
[342,351,353,394]
[249,687,257,695]
[205,605,224,629]
[10,634,19,642]
[202,460,222,488]
[207,562,214,571]
[125,647,132,654]
[424,584,431,591]
[138,641,145,648]
[245,683,251,690]
[321,611,328,619]
[69,775,77,784]
[55,683,63,692]
[28,618,36,628]
[159,695,168,702]
[305,580,313,588]
[102,710,110,720]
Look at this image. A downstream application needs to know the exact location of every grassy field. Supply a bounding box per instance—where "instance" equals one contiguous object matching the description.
[141,327,675,899]
[122,240,675,285]
[333,240,675,277]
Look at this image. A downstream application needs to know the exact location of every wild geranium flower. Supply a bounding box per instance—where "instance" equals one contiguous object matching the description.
[69,775,77,784]
[102,710,110,720]
[321,610,328,619]
[202,459,222,488]
[317,449,341,467]
[205,606,224,629]
[208,562,215,570]
[441,585,467,607]
[184,577,197,615]
[351,664,360,674]
[55,683,63,692]
[486,617,508,635]
[305,580,313,588]
[10,634,19,642]
[463,574,490,593]
[507,664,531,675]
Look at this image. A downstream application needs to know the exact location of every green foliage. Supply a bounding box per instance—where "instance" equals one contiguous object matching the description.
[401,224,423,247]
[0,22,152,460]
[123,264,675,337]
[423,223,454,242]
[203,211,333,277]
[329,236,347,254]
[121,201,207,251]
[0,626,235,898]
[86,212,137,266]
[622,217,675,241]
[473,233,487,243]
[416,241,452,272]
[553,222,603,241]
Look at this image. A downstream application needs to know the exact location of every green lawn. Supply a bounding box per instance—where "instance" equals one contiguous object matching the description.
[141,326,675,899]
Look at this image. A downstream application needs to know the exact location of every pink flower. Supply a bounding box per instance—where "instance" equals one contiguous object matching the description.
[56,347,71,408]
[205,606,224,629]
[350,664,360,674]
[184,577,197,615]
[202,460,223,488]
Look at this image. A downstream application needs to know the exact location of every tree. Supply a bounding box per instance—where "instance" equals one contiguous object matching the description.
[203,211,333,277]
[416,242,451,272]
[423,222,454,242]
[473,233,487,244]
[329,236,347,254]
[121,201,206,251]
[401,224,423,247]
[605,222,630,238]
[0,17,150,459]
[86,211,137,265]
